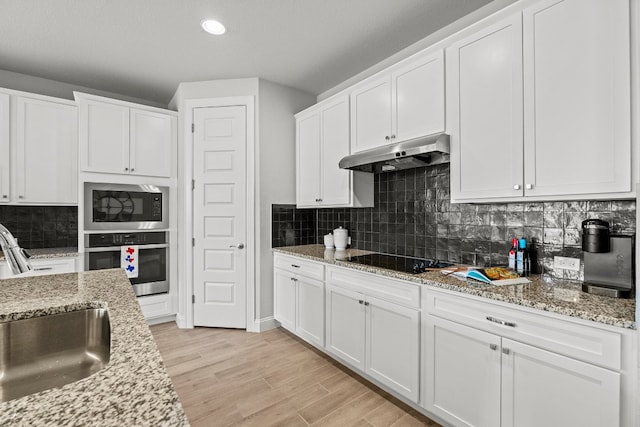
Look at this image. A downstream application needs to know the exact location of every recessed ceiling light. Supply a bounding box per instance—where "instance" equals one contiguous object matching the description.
[201,19,226,35]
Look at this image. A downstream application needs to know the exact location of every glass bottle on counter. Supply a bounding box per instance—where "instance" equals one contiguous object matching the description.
[516,238,530,276]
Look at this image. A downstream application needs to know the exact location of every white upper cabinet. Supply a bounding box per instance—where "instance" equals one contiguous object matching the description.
[448,15,524,201]
[80,100,129,175]
[0,90,79,205]
[0,93,9,203]
[350,50,445,153]
[350,76,392,153]
[129,109,173,177]
[522,0,631,197]
[392,50,445,143]
[450,0,632,202]
[296,96,373,208]
[15,96,78,204]
[77,93,176,178]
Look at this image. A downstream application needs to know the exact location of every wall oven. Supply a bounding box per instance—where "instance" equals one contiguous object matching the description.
[85,231,169,297]
[84,183,168,231]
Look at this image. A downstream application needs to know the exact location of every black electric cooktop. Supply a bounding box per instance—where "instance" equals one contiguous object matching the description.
[345,253,454,274]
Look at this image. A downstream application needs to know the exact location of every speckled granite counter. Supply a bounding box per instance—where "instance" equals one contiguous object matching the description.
[0,269,188,426]
[0,247,79,261]
[274,244,636,329]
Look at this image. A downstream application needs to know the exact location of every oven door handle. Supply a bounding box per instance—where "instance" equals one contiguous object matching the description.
[85,243,169,253]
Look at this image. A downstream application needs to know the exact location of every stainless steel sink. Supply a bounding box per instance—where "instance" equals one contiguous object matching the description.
[0,308,111,402]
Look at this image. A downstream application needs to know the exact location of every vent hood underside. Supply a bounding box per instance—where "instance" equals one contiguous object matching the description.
[338,133,450,173]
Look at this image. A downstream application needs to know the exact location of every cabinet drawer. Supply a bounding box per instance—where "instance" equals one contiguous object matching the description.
[326,266,420,309]
[425,290,622,370]
[30,258,76,276]
[274,253,324,281]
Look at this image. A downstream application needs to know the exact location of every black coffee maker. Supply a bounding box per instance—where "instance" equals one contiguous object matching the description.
[581,219,635,298]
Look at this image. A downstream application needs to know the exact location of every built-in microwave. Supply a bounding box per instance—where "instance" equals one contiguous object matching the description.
[84,183,169,231]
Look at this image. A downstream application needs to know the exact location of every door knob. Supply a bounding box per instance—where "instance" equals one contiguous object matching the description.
[229,243,245,249]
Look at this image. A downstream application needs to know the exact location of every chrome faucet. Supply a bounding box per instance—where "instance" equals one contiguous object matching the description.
[0,223,32,275]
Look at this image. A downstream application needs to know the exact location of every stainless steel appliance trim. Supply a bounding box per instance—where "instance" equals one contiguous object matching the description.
[132,280,170,297]
[85,243,169,253]
[84,182,169,231]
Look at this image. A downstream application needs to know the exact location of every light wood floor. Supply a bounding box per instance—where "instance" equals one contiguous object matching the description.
[150,323,442,427]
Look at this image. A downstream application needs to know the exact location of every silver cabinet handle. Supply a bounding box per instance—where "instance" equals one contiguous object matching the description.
[291,264,300,268]
[390,135,396,139]
[525,184,533,190]
[2,195,6,199]
[18,195,24,199]
[358,300,364,305]
[131,168,135,172]
[34,267,53,271]
[486,316,517,328]
[502,348,510,355]
[124,167,128,171]
[229,243,245,249]
[289,277,297,282]
[489,344,498,351]
[513,184,521,190]
[385,136,390,141]
[364,301,370,306]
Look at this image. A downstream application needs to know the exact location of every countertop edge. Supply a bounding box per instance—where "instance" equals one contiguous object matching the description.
[273,246,636,330]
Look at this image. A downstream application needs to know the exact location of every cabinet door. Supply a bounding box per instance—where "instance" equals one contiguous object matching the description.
[325,284,366,371]
[522,0,631,197]
[0,93,9,203]
[296,276,324,347]
[424,316,501,427]
[350,76,392,153]
[320,96,351,206]
[274,269,296,331]
[129,108,174,177]
[296,112,322,207]
[448,15,524,201]
[366,295,420,402]
[501,338,620,427]
[80,100,129,174]
[15,97,78,204]
[392,50,445,142]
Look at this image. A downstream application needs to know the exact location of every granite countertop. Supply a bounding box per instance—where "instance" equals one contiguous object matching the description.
[274,244,636,330]
[0,247,80,261]
[0,269,188,426]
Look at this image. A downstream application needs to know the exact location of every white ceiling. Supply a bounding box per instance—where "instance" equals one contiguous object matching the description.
[0,0,496,105]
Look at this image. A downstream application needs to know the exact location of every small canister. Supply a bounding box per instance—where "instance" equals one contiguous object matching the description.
[324,233,334,249]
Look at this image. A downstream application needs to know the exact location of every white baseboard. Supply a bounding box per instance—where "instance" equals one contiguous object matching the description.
[146,314,177,326]
[252,316,278,333]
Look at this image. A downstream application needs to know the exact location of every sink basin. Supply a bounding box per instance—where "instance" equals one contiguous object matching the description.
[0,308,111,402]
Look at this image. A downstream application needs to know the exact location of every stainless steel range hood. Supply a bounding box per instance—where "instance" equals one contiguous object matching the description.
[338,133,450,173]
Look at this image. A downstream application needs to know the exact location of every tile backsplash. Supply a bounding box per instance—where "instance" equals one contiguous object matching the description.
[272,163,636,280]
[0,205,78,249]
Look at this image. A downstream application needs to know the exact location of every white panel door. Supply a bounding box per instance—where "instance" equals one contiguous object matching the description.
[193,105,247,328]
[501,338,620,427]
[522,0,631,196]
[81,100,129,174]
[15,97,77,204]
[129,108,174,178]
[0,92,9,203]
[392,50,445,141]
[350,77,392,153]
[320,96,351,206]
[425,316,501,427]
[325,284,366,371]
[296,112,321,206]
[296,275,324,347]
[448,15,524,201]
[365,295,420,402]
[273,269,296,331]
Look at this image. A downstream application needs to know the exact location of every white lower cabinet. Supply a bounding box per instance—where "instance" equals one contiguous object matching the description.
[501,338,620,427]
[424,290,625,427]
[273,253,325,348]
[0,256,77,279]
[325,267,420,403]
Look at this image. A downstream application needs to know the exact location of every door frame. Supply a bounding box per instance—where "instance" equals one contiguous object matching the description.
[178,96,256,331]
